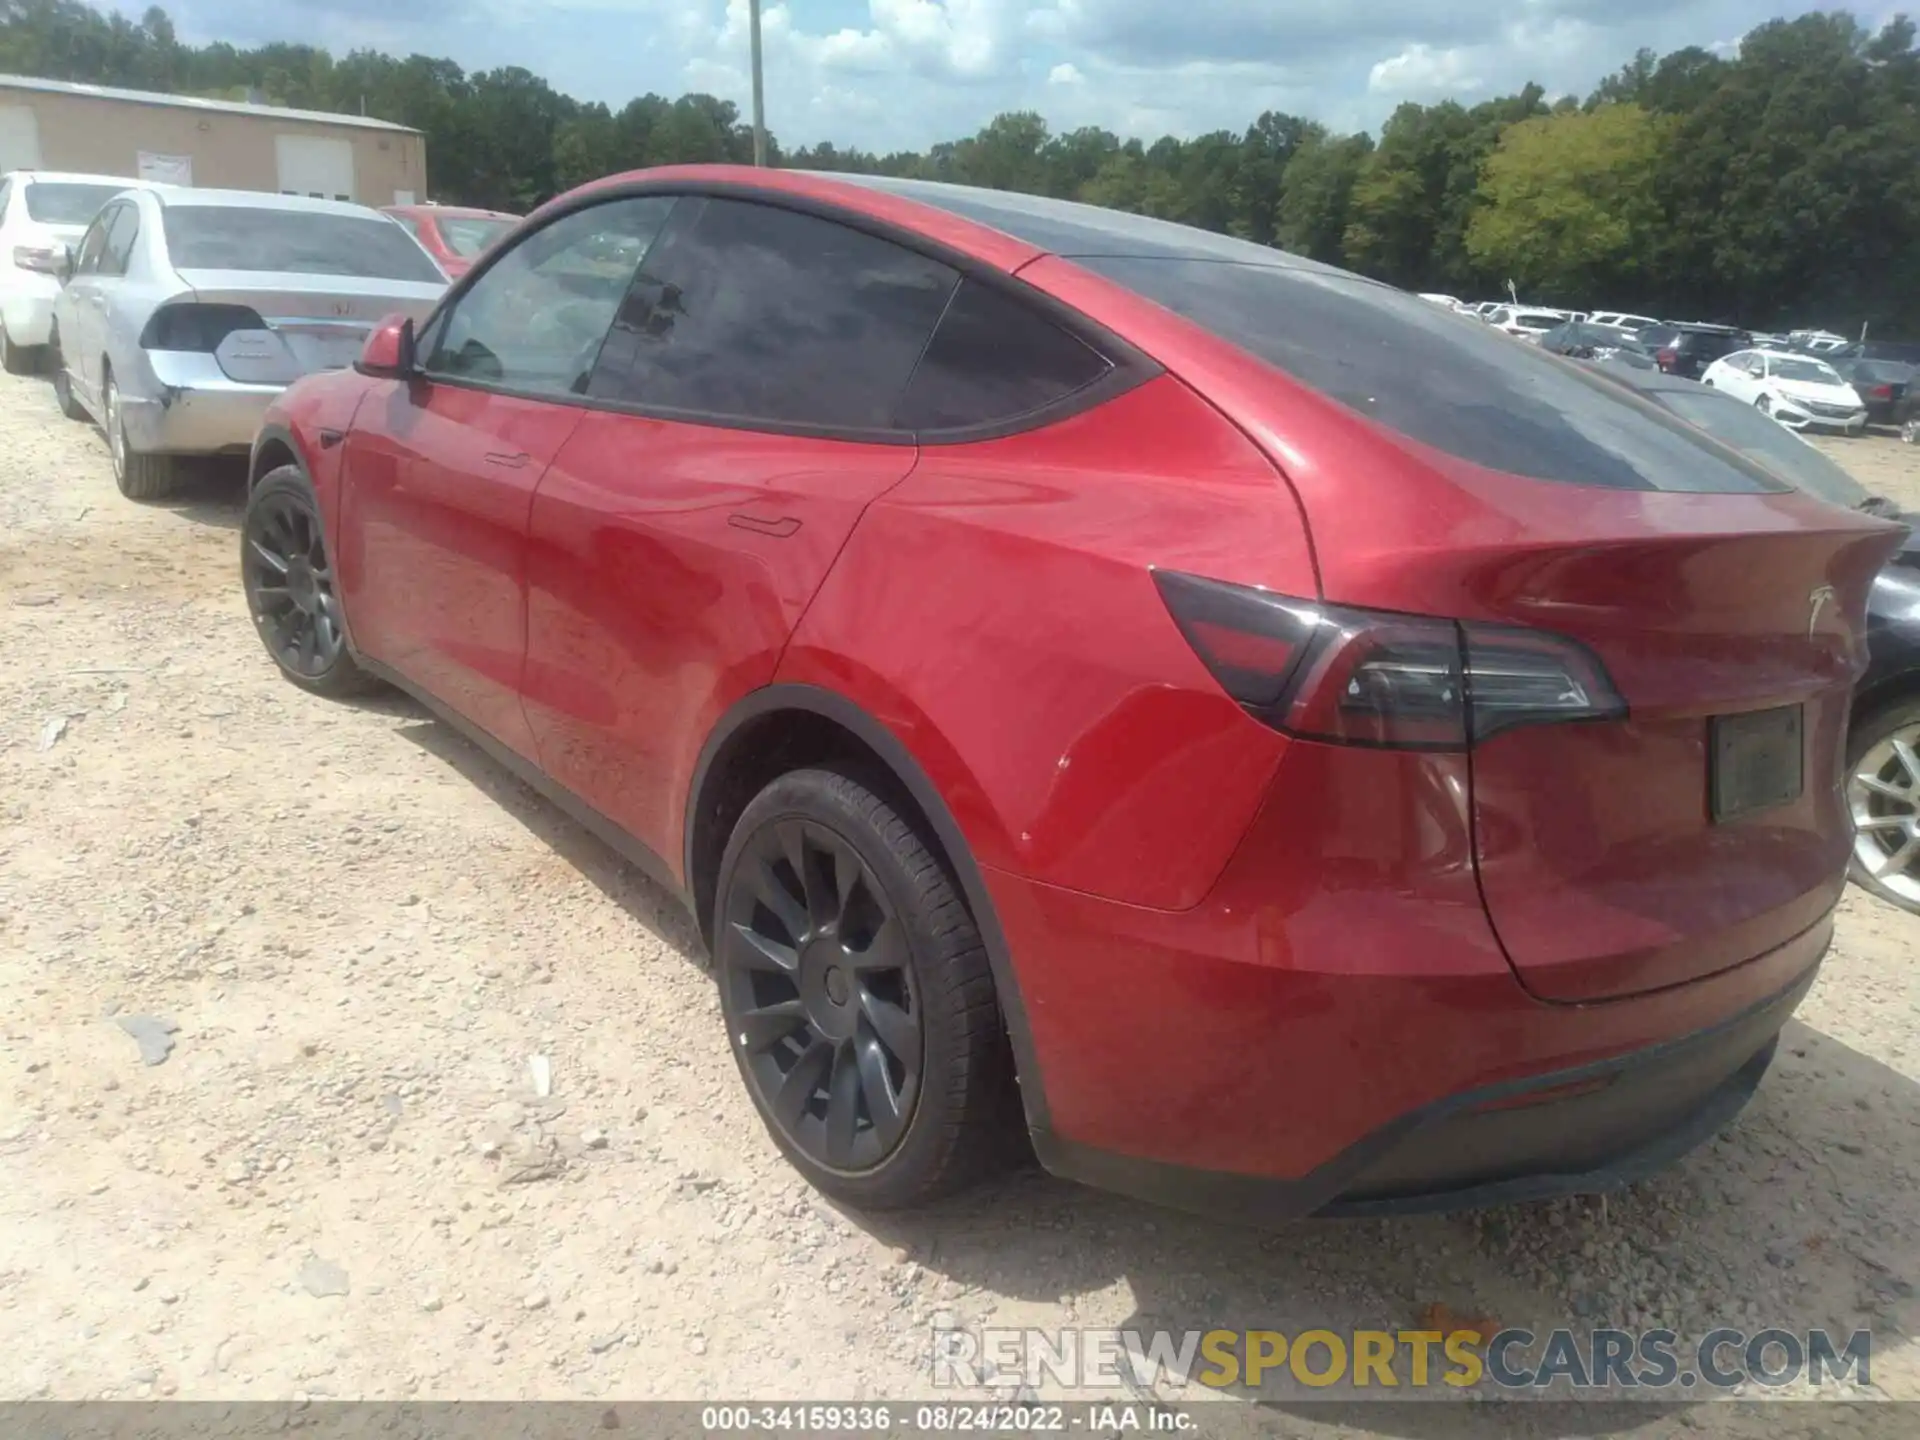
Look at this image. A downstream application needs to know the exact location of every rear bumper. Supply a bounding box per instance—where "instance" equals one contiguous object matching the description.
[1028,936,1818,1224]
[985,734,1835,1221]
[118,352,283,456]
[1,288,57,347]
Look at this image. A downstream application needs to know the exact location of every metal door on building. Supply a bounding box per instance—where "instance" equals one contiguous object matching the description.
[274,134,355,202]
[0,105,44,171]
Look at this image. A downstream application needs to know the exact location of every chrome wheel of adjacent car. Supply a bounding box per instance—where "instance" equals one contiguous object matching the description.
[1848,703,1920,912]
[1903,418,1919,445]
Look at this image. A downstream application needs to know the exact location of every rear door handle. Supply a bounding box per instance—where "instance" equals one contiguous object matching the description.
[483,451,531,470]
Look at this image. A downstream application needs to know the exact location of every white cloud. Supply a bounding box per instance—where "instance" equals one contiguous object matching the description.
[1047,61,1085,85]
[1367,43,1485,98]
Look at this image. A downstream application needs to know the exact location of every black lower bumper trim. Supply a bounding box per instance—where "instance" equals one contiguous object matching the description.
[1032,952,1820,1225]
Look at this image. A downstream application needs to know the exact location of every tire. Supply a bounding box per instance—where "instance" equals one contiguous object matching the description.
[0,322,34,375]
[712,765,1016,1209]
[1846,695,1920,915]
[1755,394,1773,417]
[49,331,87,420]
[104,372,176,500]
[1902,418,1918,445]
[243,465,382,699]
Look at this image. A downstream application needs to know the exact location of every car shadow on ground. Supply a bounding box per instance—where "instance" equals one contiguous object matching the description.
[370,698,1918,1434]
[148,455,248,531]
[387,709,707,966]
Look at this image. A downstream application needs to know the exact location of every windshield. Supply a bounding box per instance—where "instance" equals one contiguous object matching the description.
[162,206,444,282]
[1771,357,1843,384]
[1656,391,1868,507]
[1514,314,1559,330]
[438,215,515,258]
[24,181,125,226]
[1074,256,1791,493]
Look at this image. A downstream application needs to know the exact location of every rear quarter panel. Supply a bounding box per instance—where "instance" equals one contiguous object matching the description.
[779,373,1315,910]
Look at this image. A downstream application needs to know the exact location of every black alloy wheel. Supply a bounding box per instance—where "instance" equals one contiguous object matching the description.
[721,815,923,1173]
[242,467,379,697]
[713,766,1018,1208]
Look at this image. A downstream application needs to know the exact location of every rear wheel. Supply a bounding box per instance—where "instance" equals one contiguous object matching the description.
[49,330,86,420]
[1847,696,1920,914]
[1902,418,1918,445]
[243,466,381,698]
[104,373,176,500]
[713,766,1015,1209]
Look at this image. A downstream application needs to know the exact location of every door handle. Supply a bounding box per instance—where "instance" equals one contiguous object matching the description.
[483,451,531,469]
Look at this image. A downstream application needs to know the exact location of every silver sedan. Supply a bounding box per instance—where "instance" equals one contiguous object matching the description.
[50,187,447,499]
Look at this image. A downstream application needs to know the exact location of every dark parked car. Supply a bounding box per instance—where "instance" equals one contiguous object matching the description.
[1829,357,1915,425]
[1834,339,1920,367]
[241,166,1902,1217]
[1640,323,1751,379]
[1538,321,1649,361]
[1586,365,1920,914]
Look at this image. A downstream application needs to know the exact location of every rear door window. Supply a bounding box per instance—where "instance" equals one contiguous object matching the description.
[586,197,957,434]
[895,278,1111,433]
[1075,256,1789,494]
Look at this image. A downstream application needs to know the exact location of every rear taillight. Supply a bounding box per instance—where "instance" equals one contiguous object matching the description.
[1655,347,1678,370]
[12,245,63,274]
[1871,385,1894,401]
[139,303,268,351]
[1154,570,1626,751]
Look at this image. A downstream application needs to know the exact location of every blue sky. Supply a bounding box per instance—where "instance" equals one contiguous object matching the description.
[120,2,1859,149]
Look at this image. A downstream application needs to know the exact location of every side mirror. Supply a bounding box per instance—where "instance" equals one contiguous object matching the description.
[356,314,417,379]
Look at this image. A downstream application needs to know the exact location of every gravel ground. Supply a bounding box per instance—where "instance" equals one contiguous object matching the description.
[1,370,1916,1432]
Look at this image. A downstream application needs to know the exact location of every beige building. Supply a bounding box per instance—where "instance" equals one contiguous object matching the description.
[0,74,426,206]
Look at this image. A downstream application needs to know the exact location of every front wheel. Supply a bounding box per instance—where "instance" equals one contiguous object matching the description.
[1902,418,1918,445]
[243,466,381,698]
[1755,394,1773,417]
[1847,696,1920,915]
[713,766,1017,1209]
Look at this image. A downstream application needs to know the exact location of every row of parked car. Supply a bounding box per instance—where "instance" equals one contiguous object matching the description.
[0,167,518,496]
[1417,294,1920,442]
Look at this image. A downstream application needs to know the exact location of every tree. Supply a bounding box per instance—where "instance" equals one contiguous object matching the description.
[1467,104,1673,302]
[1273,130,1366,263]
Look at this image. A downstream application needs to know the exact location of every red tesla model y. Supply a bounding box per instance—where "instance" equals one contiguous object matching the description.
[241,166,1904,1219]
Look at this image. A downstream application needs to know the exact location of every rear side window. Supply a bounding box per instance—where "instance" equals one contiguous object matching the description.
[1076,256,1789,493]
[100,203,139,276]
[896,278,1111,433]
[587,197,957,432]
[161,206,444,282]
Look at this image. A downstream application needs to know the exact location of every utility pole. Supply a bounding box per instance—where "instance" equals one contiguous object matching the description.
[749,0,768,166]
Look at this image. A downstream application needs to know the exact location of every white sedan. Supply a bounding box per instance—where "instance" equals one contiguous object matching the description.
[1699,349,1868,433]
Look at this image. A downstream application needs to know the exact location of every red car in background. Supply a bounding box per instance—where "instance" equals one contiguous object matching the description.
[382,202,519,278]
[244,167,1903,1220]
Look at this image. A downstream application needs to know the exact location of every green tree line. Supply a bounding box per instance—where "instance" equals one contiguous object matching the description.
[4,1,1917,331]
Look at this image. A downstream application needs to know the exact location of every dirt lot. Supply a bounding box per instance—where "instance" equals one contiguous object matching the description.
[1,371,1917,1431]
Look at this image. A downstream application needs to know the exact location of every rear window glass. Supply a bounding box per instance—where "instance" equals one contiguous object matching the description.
[25,181,125,226]
[1074,256,1790,494]
[437,216,515,258]
[1654,390,1867,508]
[162,206,443,282]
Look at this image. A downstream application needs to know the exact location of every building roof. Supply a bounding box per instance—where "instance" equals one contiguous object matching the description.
[0,73,420,135]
